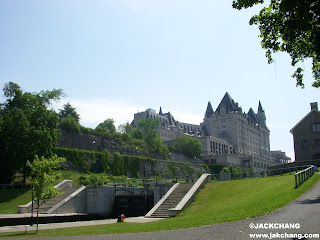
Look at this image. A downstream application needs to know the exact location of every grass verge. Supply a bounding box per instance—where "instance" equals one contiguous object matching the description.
[0,189,31,214]
[1,173,319,238]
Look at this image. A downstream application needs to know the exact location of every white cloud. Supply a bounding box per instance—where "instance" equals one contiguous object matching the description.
[52,98,204,129]
[170,110,203,125]
[52,98,146,129]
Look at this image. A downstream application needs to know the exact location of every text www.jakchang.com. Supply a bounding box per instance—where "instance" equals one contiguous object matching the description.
[249,232,320,239]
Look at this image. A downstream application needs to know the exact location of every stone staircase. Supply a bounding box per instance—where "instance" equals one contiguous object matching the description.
[34,186,80,214]
[149,183,193,218]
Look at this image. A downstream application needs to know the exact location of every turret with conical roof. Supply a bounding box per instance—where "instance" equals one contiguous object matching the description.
[257,101,266,126]
[205,101,214,118]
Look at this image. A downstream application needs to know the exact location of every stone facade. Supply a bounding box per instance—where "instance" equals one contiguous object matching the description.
[290,102,320,161]
[132,92,290,172]
[132,109,201,142]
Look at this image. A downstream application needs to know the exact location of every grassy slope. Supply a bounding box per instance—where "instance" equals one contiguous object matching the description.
[0,189,31,214]
[1,174,319,238]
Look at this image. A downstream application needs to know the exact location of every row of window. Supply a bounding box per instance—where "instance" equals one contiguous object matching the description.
[253,162,268,169]
[302,139,320,149]
[210,140,234,154]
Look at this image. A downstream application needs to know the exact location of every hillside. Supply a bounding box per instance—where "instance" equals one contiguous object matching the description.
[1,173,319,238]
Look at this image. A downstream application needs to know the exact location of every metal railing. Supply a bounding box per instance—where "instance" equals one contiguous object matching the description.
[267,165,316,176]
[295,165,315,188]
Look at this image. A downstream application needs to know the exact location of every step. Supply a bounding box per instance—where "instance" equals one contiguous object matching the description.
[149,183,194,218]
[35,186,81,213]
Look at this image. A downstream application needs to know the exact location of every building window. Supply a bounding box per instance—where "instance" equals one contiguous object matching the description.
[302,140,308,149]
[316,139,320,147]
[312,123,320,132]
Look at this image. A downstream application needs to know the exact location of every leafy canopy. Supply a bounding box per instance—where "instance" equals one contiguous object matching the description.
[233,0,320,88]
[137,118,168,156]
[27,155,65,203]
[27,155,65,232]
[0,82,64,183]
[96,118,116,133]
[58,102,80,123]
[170,135,203,158]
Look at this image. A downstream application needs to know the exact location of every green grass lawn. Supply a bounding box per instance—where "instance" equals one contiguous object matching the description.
[0,188,31,214]
[1,173,319,238]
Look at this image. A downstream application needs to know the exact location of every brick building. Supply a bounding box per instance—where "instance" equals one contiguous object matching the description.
[290,102,320,161]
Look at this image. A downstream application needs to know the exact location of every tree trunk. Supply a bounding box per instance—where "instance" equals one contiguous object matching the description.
[36,199,39,233]
[23,164,26,184]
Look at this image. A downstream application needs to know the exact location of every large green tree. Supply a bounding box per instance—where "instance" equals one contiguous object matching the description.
[137,118,168,156]
[58,102,80,123]
[0,82,64,183]
[171,135,203,158]
[233,0,320,88]
[96,118,116,133]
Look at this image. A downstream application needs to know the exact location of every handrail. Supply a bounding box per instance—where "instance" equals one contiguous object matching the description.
[268,164,314,176]
[295,165,315,188]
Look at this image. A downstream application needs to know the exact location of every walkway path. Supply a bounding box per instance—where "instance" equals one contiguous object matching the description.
[2,174,320,239]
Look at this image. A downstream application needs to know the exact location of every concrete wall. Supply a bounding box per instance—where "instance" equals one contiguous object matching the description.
[18,180,73,214]
[50,187,87,214]
[154,183,174,204]
[50,186,116,216]
[86,186,115,215]
[169,153,204,164]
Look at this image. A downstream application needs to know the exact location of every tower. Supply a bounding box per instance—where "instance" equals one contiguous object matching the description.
[257,101,266,126]
[205,101,214,118]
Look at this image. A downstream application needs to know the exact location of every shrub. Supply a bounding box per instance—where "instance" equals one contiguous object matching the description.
[59,115,81,133]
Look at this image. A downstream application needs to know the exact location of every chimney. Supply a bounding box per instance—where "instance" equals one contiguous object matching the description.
[310,102,318,111]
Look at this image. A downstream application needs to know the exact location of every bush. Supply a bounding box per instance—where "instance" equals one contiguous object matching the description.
[60,115,80,133]
[172,136,203,158]
[185,164,195,177]
[79,175,104,186]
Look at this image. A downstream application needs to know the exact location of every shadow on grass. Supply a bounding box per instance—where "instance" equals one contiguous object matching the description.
[0,231,37,239]
[0,189,29,204]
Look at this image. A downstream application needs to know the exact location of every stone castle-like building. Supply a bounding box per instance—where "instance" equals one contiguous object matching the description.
[132,92,290,172]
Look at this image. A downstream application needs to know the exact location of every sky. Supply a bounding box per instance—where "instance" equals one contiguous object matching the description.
[0,0,319,161]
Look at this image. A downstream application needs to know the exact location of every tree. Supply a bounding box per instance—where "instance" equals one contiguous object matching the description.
[173,136,203,158]
[131,128,144,140]
[137,118,168,155]
[58,102,80,123]
[137,118,161,145]
[0,82,64,183]
[133,118,169,156]
[96,118,116,133]
[59,114,81,133]
[27,155,65,232]
[117,122,133,134]
[233,0,320,88]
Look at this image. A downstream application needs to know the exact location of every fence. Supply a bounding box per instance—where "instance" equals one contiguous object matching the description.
[267,165,316,176]
[295,165,315,188]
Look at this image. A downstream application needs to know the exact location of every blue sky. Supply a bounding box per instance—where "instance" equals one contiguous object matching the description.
[0,0,319,160]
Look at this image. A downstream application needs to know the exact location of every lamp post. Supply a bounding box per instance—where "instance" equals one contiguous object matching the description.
[30,185,34,226]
